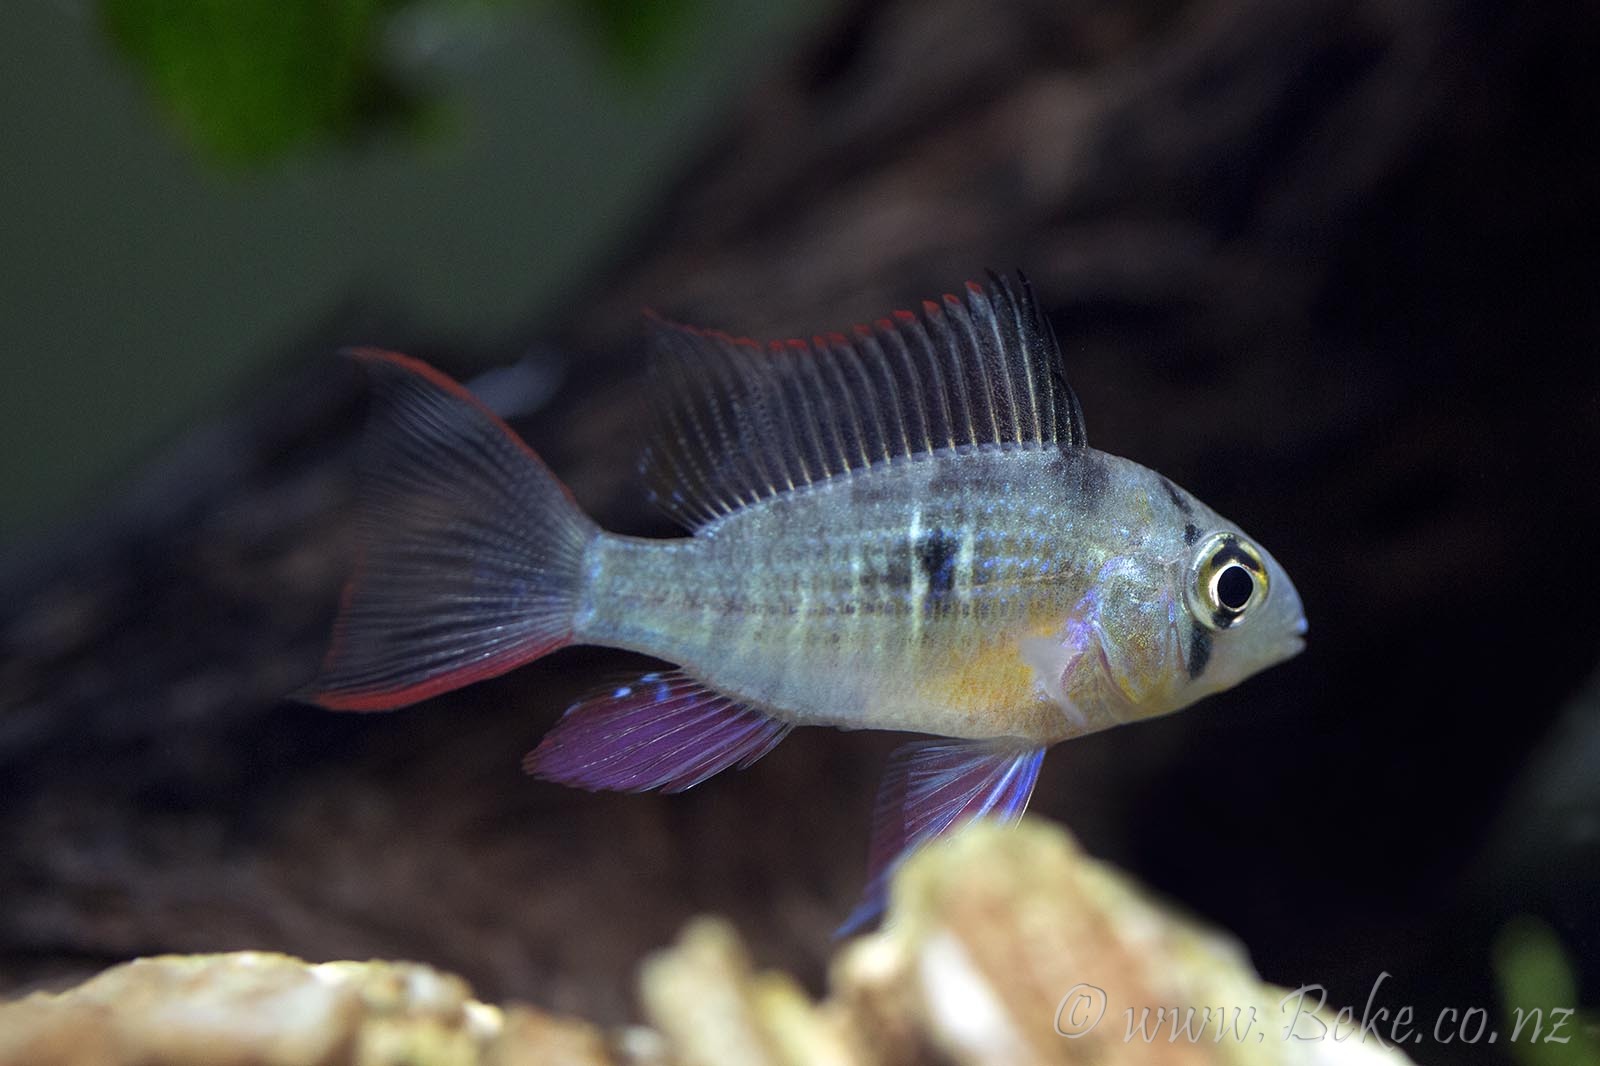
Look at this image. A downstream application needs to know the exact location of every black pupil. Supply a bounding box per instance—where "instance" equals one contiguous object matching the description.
[1216,565,1255,611]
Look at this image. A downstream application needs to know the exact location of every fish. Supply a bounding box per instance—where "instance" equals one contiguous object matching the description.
[303,271,1307,933]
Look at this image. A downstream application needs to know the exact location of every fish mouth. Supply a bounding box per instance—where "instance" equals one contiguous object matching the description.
[1281,622,1307,660]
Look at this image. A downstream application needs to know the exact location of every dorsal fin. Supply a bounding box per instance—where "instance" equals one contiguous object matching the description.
[641,271,1085,529]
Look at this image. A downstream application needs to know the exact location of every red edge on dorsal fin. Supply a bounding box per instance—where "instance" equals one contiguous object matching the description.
[706,326,758,348]
[644,281,1012,362]
[644,307,763,348]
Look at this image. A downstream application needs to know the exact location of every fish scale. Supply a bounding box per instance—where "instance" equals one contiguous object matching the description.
[579,446,1128,742]
[306,273,1305,933]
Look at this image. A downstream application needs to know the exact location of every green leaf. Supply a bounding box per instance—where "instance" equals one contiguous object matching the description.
[100,0,418,166]
[1494,916,1600,1066]
[556,0,702,76]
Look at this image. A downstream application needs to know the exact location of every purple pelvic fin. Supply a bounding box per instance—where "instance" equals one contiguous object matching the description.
[522,672,792,794]
[837,739,1045,937]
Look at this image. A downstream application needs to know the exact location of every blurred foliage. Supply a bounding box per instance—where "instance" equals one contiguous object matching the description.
[1494,916,1599,1066]
[98,0,698,166]
[569,0,701,75]
[100,0,419,164]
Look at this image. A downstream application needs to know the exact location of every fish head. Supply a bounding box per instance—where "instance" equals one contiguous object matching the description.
[1085,470,1306,725]
[1024,463,1305,735]
[1142,486,1306,715]
[1165,521,1305,704]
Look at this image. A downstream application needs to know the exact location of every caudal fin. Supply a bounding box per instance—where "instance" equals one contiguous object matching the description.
[304,349,598,711]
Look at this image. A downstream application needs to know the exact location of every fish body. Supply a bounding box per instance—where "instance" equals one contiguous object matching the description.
[306,273,1306,931]
[584,445,1297,744]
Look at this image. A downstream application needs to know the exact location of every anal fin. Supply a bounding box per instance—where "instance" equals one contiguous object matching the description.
[838,738,1045,936]
[522,672,792,794]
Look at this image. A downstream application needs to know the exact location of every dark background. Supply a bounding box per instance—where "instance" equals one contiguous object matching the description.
[2,1,1597,1063]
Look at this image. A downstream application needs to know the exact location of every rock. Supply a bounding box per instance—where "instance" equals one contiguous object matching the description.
[637,917,870,1066]
[0,819,1415,1066]
[0,953,615,1066]
[634,819,1418,1066]
[829,819,1417,1065]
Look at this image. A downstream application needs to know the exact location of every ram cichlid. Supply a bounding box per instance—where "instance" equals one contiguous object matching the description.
[303,272,1307,932]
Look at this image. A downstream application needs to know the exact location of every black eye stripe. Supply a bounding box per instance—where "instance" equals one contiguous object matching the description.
[1161,477,1194,516]
[1187,626,1213,678]
[1207,540,1263,573]
[1188,531,1268,633]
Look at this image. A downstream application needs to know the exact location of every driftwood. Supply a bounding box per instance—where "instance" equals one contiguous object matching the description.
[3,0,1597,1050]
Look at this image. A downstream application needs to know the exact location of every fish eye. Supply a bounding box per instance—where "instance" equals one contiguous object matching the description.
[1215,564,1255,610]
[1189,533,1267,629]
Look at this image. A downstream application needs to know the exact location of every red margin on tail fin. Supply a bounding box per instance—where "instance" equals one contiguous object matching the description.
[343,348,544,460]
[302,349,595,711]
[312,630,571,711]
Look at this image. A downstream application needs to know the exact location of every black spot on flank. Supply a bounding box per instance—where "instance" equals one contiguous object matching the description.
[1187,626,1213,680]
[927,452,979,498]
[1184,522,1201,545]
[917,529,960,609]
[879,554,913,592]
[849,479,895,508]
[1161,477,1194,516]
[1079,451,1111,507]
[1049,446,1110,509]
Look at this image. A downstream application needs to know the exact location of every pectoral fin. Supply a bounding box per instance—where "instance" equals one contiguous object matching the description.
[838,738,1045,936]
